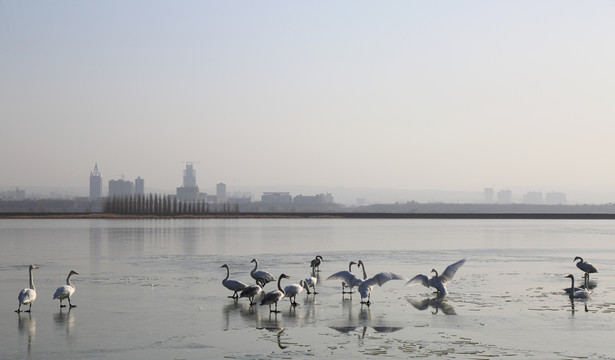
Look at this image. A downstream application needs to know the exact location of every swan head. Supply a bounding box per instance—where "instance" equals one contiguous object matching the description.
[573,256,583,263]
[316,255,323,261]
[565,274,574,279]
[220,264,229,269]
[29,265,38,270]
[431,269,438,277]
[69,270,79,276]
[357,260,364,268]
[279,274,290,280]
[250,258,257,264]
[349,261,357,266]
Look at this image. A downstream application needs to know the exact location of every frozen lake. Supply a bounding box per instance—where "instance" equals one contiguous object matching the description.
[1,218,614,359]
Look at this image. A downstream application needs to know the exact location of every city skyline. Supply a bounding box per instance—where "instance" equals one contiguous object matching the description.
[2,2,615,203]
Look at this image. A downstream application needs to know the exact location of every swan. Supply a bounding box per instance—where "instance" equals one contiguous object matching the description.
[260,273,289,313]
[53,270,79,308]
[250,258,276,288]
[239,281,263,306]
[304,276,318,294]
[406,259,466,295]
[16,265,38,313]
[565,274,590,299]
[574,256,597,281]
[310,255,323,274]
[355,260,405,305]
[327,261,361,295]
[284,279,307,306]
[220,264,247,299]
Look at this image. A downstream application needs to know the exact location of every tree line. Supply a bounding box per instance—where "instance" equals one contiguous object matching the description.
[103,194,239,215]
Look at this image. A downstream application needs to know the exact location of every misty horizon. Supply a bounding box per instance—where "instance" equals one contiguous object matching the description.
[2,2,614,204]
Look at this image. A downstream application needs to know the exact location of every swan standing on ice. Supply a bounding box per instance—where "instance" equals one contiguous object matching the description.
[261,274,290,313]
[250,258,276,288]
[53,270,79,308]
[239,281,263,306]
[355,260,405,306]
[565,274,590,299]
[16,265,38,313]
[284,279,307,306]
[304,276,318,294]
[406,259,466,295]
[574,256,597,281]
[310,255,323,275]
[220,264,247,299]
[327,261,361,295]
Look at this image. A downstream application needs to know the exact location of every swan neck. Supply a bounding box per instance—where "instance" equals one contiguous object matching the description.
[224,266,230,281]
[29,267,35,290]
[360,263,367,280]
[277,276,284,292]
[66,272,74,286]
[251,261,258,273]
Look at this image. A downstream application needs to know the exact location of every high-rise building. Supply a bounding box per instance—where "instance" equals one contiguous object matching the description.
[109,179,134,198]
[497,189,512,204]
[90,163,102,200]
[177,163,199,202]
[135,177,144,195]
[183,163,197,187]
[216,183,227,203]
[483,188,494,203]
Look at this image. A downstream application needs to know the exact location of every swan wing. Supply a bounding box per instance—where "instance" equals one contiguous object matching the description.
[439,259,466,283]
[406,274,429,288]
[53,285,74,300]
[327,271,361,286]
[408,297,431,310]
[283,284,303,297]
[364,272,405,288]
[240,284,262,298]
[253,270,276,282]
[19,288,36,305]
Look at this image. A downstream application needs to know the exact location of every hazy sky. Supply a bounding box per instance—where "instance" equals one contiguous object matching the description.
[2,1,614,196]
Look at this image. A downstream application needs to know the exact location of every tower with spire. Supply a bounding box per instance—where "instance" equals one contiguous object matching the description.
[90,163,102,200]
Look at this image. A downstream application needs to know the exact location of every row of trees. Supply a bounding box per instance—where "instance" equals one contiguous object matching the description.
[103,194,239,215]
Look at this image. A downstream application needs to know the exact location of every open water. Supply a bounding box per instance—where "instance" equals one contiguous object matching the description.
[1,218,614,359]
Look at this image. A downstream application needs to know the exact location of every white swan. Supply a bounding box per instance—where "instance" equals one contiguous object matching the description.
[239,281,263,306]
[260,274,289,313]
[574,256,597,281]
[16,265,38,313]
[356,260,405,305]
[220,264,247,299]
[284,279,307,306]
[327,261,361,295]
[250,258,276,288]
[406,259,466,295]
[304,276,318,294]
[53,270,79,308]
[566,274,590,299]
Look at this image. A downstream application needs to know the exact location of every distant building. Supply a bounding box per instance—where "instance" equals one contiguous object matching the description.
[261,192,292,204]
[294,193,334,205]
[89,163,102,200]
[228,195,252,204]
[135,177,144,195]
[523,191,543,204]
[497,189,512,204]
[484,188,494,203]
[176,163,199,202]
[545,192,566,205]
[108,178,134,198]
[216,183,227,203]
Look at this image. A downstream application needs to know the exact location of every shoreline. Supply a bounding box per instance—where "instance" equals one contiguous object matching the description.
[2,212,615,220]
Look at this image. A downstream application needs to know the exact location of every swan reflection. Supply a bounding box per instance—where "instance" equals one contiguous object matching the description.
[17,312,36,354]
[54,308,76,341]
[330,326,403,339]
[407,294,456,315]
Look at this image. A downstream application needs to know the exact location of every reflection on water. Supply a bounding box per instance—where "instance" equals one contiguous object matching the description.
[17,312,36,356]
[407,294,457,315]
[53,308,75,342]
